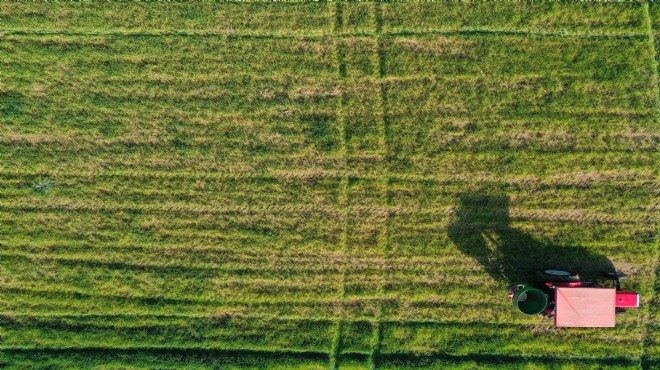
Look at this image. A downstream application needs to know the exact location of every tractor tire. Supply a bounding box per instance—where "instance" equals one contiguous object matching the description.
[539,269,580,282]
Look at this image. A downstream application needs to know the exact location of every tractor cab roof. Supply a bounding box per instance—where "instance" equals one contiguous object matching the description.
[555,287,616,328]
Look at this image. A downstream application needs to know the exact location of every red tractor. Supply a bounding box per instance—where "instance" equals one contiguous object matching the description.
[509,270,640,327]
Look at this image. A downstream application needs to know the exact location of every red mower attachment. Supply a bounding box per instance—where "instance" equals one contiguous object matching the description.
[616,290,640,308]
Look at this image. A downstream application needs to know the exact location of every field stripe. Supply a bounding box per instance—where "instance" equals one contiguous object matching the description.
[4,127,654,153]
[369,4,386,369]
[1,253,640,284]
[0,28,650,39]
[0,202,653,224]
[1,133,657,152]
[0,311,649,331]
[331,4,348,368]
[3,168,656,185]
[9,244,649,275]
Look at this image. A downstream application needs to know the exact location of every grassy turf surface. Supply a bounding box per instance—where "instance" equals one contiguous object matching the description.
[0,1,658,369]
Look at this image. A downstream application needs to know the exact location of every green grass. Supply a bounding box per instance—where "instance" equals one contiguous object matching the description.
[0,1,658,369]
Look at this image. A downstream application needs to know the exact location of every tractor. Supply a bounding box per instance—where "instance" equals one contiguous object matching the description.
[509,270,640,327]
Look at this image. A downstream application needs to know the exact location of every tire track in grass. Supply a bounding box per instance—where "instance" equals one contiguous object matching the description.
[330,3,348,369]
[369,4,386,369]
[642,3,660,368]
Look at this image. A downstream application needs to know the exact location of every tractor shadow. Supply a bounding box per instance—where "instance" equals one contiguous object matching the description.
[447,190,615,286]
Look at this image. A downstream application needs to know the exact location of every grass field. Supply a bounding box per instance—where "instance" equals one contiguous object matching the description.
[0,1,658,369]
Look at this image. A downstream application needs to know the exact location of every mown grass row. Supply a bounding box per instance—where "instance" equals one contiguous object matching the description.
[0,258,651,314]
[1,178,656,218]
[1,166,655,185]
[2,148,656,178]
[1,205,654,258]
[0,245,652,321]
[0,1,649,35]
[0,315,649,360]
[3,36,653,110]
[2,34,656,182]
[0,172,654,211]
[0,233,653,276]
[0,348,650,370]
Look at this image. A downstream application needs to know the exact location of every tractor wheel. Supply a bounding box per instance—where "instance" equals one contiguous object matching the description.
[540,269,580,282]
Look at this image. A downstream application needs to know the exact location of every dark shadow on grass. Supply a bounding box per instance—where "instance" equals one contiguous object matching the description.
[0,348,640,368]
[380,352,640,368]
[0,348,334,368]
[448,188,615,286]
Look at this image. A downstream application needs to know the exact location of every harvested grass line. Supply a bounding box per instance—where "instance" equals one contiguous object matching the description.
[49,251,644,276]
[0,285,227,306]
[3,169,655,187]
[2,69,613,91]
[0,201,344,217]
[2,201,652,224]
[0,28,649,40]
[0,241,355,261]
[5,139,651,155]
[507,209,655,225]
[3,135,658,153]
[5,236,652,256]
[0,245,552,274]
[384,28,649,40]
[0,252,351,275]
[1,311,649,332]
[0,285,361,308]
